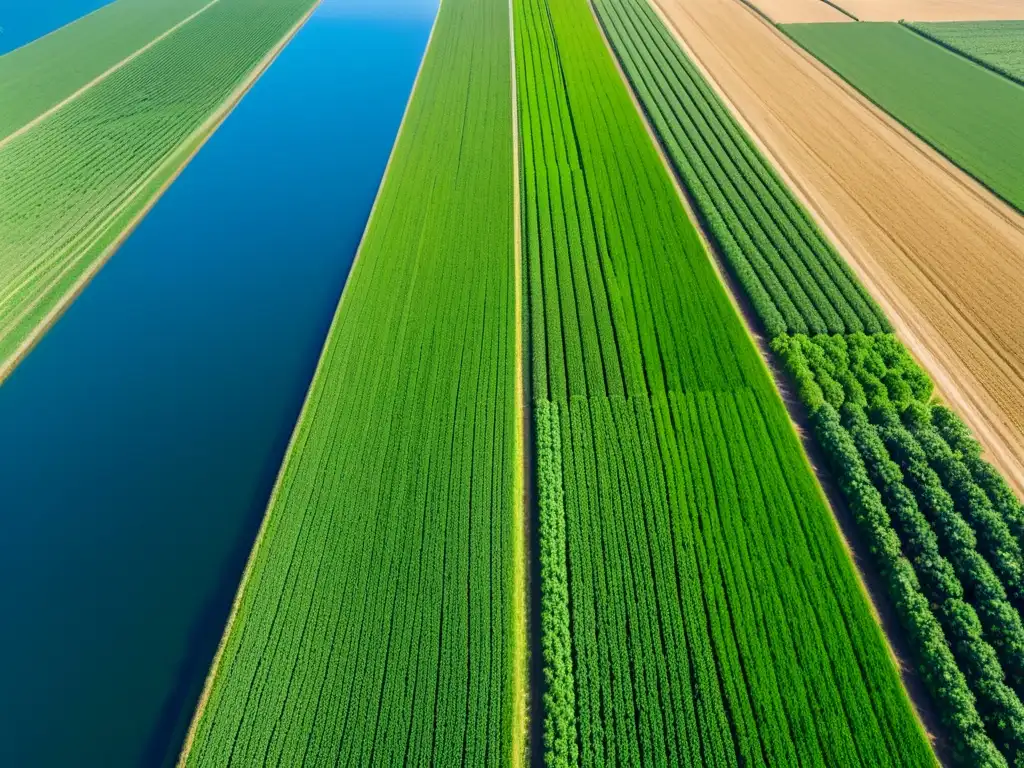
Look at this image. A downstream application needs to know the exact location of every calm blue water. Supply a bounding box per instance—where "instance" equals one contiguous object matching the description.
[0,3,435,765]
[0,0,113,55]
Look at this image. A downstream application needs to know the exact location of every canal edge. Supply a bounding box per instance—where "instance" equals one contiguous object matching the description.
[0,0,325,389]
[174,1,445,762]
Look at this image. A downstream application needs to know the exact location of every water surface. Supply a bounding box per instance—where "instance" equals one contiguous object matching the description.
[0,4,434,765]
[0,0,114,54]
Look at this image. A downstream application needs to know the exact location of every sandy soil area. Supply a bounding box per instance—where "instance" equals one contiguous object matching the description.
[747,0,851,23]
[833,0,1024,20]
[651,0,1024,496]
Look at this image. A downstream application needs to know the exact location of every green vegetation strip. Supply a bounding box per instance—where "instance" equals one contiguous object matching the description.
[776,334,1024,766]
[0,0,215,140]
[596,1,1024,763]
[905,21,1024,89]
[181,0,520,763]
[0,0,316,376]
[608,0,886,339]
[515,0,932,763]
[591,0,888,341]
[782,22,1024,214]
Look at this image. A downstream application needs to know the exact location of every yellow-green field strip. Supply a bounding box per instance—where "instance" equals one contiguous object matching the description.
[593,0,1024,762]
[179,0,525,762]
[514,0,933,763]
[0,0,215,141]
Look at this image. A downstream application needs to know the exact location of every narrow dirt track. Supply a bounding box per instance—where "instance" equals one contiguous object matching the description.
[651,0,1024,496]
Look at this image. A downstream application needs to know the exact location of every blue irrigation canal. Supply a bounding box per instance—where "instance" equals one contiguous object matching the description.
[0,1,436,764]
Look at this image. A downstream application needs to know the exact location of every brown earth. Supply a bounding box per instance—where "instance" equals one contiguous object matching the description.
[833,0,1024,20]
[651,0,1024,497]
[746,0,851,23]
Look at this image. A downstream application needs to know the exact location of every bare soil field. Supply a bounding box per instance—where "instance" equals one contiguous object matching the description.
[832,0,1024,20]
[651,0,1024,495]
[747,0,851,23]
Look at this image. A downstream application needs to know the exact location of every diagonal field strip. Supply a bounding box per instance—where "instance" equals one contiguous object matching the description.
[177,0,521,761]
[0,0,322,387]
[0,0,222,148]
[514,0,935,763]
[176,7,445,760]
[584,0,941,742]
[0,0,322,385]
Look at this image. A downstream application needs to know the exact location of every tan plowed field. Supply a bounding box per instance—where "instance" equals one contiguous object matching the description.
[746,0,851,23]
[651,0,1024,495]
[833,0,1024,20]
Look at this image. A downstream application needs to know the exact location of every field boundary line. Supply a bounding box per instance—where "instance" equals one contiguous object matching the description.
[0,0,322,389]
[174,1,443,762]
[818,0,859,21]
[0,0,222,147]
[508,1,530,766]
[899,21,1024,89]
[780,22,1024,219]
[765,10,1024,232]
[591,0,944,747]
[655,0,1024,494]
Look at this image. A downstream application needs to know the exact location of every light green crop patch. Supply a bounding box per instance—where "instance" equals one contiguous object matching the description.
[0,0,318,377]
[783,21,1024,213]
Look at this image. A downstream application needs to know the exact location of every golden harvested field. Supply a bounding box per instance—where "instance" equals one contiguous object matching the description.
[746,0,851,23]
[651,0,1024,494]
[833,0,1024,20]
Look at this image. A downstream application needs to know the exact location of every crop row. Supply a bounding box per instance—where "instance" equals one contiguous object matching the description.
[181,0,520,763]
[904,22,1024,89]
[776,333,1024,766]
[598,0,1024,760]
[590,0,888,338]
[0,0,215,141]
[514,0,931,763]
[0,0,318,372]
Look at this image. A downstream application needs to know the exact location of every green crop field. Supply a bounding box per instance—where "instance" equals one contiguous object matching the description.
[907,21,1024,87]
[594,0,888,340]
[515,0,931,764]
[0,0,317,378]
[782,22,1024,213]
[0,0,215,141]
[597,0,1024,762]
[180,0,523,763]
[776,333,1024,766]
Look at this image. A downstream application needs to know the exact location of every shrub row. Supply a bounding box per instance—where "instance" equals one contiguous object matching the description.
[903,403,1024,608]
[535,401,578,768]
[847,404,1024,749]
[874,406,1024,694]
[811,403,1003,766]
[932,405,1024,553]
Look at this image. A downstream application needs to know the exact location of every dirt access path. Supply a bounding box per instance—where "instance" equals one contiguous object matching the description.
[651,0,1024,496]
